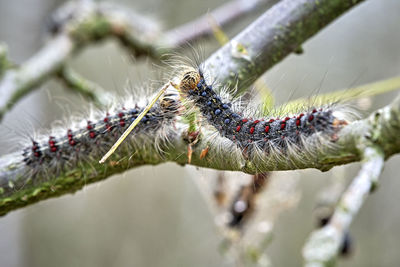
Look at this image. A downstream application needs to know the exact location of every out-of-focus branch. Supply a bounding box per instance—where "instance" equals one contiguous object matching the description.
[0,1,161,121]
[57,67,111,107]
[227,173,270,228]
[204,0,366,92]
[303,146,384,267]
[217,172,300,266]
[0,43,12,78]
[240,172,300,266]
[313,168,354,258]
[164,0,277,47]
[0,35,74,121]
[50,1,162,57]
[0,0,273,122]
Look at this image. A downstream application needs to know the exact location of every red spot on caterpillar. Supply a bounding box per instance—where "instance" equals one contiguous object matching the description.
[236,125,241,132]
[253,120,260,124]
[118,112,124,118]
[34,152,40,157]
[250,127,255,134]
[49,137,56,146]
[87,124,93,130]
[280,123,286,130]
[265,125,270,133]
[50,146,57,152]
[67,130,75,145]
[104,117,109,123]
[269,119,274,123]
[89,131,96,138]
[284,117,290,121]
[297,113,304,119]
[312,109,317,113]
[106,124,112,131]
[296,119,300,126]
[308,115,314,122]
[119,120,126,127]
[242,119,248,123]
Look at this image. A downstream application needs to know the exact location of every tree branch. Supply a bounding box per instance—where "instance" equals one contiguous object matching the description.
[1,87,399,216]
[302,145,385,267]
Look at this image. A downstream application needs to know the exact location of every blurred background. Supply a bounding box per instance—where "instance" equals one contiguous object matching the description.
[0,0,400,266]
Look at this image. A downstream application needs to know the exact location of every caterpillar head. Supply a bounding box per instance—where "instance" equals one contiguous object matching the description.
[179,68,201,93]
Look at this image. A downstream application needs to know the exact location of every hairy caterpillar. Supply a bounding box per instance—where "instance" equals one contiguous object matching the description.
[176,66,350,163]
[0,85,180,196]
[0,58,353,198]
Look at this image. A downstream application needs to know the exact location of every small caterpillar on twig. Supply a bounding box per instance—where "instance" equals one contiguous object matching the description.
[0,85,180,195]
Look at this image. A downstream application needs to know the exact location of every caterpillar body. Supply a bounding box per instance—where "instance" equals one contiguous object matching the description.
[178,68,349,160]
[0,86,180,196]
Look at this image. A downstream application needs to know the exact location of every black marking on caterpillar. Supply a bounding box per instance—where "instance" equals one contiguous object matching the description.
[178,68,348,157]
[1,87,181,194]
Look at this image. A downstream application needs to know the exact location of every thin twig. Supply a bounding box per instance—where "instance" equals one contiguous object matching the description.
[0,1,161,121]
[303,145,385,267]
[0,42,11,79]
[164,0,277,46]
[0,35,74,122]
[57,67,111,107]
